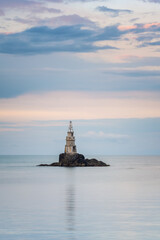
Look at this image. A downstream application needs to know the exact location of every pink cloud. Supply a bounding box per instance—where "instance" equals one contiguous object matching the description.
[118,22,160,31]
[143,23,160,29]
[118,25,137,31]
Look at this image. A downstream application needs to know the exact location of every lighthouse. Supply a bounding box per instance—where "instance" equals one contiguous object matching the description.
[38,120,109,167]
[64,121,77,154]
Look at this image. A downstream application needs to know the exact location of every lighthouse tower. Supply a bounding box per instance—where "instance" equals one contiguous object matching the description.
[65,121,77,154]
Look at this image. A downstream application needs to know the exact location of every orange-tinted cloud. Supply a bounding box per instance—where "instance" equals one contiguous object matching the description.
[143,23,160,28]
[118,22,160,31]
[118,25,137,31]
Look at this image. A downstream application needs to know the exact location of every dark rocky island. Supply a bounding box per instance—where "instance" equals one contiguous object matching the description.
[38,153,110,167]
[38,122,110,167]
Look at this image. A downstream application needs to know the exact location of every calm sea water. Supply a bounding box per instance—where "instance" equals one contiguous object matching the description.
[0,155,160,240]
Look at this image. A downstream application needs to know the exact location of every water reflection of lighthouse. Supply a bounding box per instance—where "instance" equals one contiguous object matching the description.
[65,169,76,240]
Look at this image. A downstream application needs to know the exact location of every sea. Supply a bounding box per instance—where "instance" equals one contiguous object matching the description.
[0,155,160,240]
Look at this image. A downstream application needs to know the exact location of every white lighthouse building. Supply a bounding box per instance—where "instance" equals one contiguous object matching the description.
[64,121,77,154]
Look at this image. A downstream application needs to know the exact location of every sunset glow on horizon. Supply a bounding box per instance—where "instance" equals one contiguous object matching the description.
[0,91,160,122]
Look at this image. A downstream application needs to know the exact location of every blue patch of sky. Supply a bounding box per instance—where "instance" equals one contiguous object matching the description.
[0,118,160,155]
[0,58,159,98]
[1,52,160,98]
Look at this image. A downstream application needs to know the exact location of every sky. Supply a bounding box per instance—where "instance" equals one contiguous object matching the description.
[0,0,160,155]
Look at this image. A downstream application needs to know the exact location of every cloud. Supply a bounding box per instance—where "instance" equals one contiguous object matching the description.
[0,91,160,122]
[130,18,139,23]
[63,0,103,2]
[0,25,118,55]
[0,9,4,16]
[0,0,40,9]
[118,23,160,33]
[0,128,24,132]
[93,25,126,41]
[142,0,160,3]
[118,56,160,67]
[139,40,160,49]
[136,33,160,43]
[149,41,160,45]
[82,131,129,140]
[11,14,95,29]
[0,0,106,10]
[118,23,160,46]
[48,0,105,1]
[125,23,160,48]
[30,7,61,14]
[96,6,132,17]
[104,69,160,78]
[45,0,63,2]
[38,14,95,27]
[0,0,61,15]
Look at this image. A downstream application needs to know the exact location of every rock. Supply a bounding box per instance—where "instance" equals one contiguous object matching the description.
[37,153,110,167]
[59,153,86,167]
[85,158,108,167]
[38,162,60,167]
[38,164,49,166]
[49,162,60,166]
